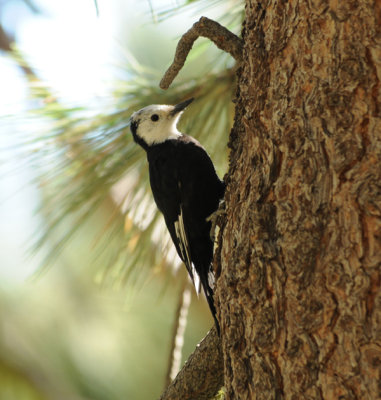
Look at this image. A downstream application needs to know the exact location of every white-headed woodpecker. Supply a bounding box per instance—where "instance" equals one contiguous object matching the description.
[130,98,224,330]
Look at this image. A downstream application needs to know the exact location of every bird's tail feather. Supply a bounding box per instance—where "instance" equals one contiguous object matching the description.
[201,275,220,334]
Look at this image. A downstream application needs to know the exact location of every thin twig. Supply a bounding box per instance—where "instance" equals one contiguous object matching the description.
[160,16,243,89]
[164,278,192,388]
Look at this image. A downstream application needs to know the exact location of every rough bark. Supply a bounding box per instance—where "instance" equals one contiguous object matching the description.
[215,0,381,399]
[159,327,223,400]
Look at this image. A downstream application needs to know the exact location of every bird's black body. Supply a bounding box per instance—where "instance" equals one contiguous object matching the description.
[130,99,224,329]
[147,136,225,320]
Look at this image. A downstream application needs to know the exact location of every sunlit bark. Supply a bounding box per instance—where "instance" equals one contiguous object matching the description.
[215,1,381,399]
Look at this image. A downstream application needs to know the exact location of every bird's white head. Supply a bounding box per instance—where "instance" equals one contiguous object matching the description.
[130,98,193,148]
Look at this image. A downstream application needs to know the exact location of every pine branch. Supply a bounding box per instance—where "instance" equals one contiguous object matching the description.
[159,326,223,400]
[160,16,243,89]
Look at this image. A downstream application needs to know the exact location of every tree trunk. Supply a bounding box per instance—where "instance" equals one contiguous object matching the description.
[215,1,381,399]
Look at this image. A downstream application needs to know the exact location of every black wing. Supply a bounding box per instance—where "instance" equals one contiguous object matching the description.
[146,137,224,296]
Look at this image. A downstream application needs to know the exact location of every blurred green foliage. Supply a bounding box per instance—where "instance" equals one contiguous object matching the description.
[0,265,213,399]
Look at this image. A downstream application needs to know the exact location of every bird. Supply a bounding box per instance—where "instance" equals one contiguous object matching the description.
[130,98,225,330]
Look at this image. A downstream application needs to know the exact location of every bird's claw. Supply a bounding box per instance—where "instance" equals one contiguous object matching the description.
[207,199,226,241]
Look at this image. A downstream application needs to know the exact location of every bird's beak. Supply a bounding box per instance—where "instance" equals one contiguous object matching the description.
[170,98,194,116]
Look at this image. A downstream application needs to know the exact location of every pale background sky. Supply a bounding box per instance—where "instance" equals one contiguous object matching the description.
[0,0,191,285]
[0,0,118,285]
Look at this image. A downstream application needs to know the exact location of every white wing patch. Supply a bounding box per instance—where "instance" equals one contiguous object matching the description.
[174,205,201,293]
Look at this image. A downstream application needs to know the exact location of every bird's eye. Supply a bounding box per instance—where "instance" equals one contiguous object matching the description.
[151,114,159,122]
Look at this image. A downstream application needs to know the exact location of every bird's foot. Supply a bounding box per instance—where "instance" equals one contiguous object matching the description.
[207,199,226,241]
